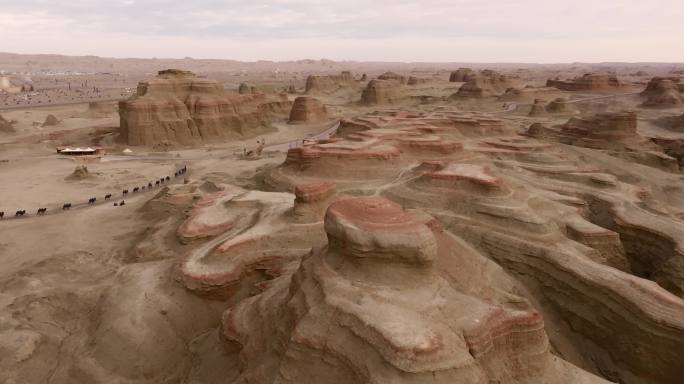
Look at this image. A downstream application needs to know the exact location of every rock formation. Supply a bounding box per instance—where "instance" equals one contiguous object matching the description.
[547,73,623,91]
[525,122,548,137]
[449,67,476,82]
[292,181,336,222]
[119,69,279,147]
[407,76,430,85]
[304,71,355,93]
[220,197,609,384]
[65,165,92,180]
[640,77,683,107]
[238,82,251,94]
[377,71,407,84]
[360,79,400,105]
[0,114,15,133]
[238,83,276,95]
[528,99,546,116]
[42,114,60,127]
[453,70,513,98]
[288,96,327,124]
[546,97,570,113]
[560,111,638,141]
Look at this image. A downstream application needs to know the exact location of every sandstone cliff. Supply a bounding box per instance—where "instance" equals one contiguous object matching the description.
[360,79,400,105]
[304,71,355,93]
[288,96,327,124]
[119,69,278,147]
[640,77,683,107]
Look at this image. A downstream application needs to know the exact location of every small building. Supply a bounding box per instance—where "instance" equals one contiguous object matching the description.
[56,146,105,156]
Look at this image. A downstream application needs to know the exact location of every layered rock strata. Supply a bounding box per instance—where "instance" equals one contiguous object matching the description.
[220,197,608,383]
[288,96,327,123]
[305,71,355,93]
[119,69,278,147]
[360,79,401,105]
[292,182,336,222]
[640,77,683,107]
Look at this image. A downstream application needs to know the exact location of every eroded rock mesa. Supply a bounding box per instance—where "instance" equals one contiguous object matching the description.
[640,77,683,107]
[449,67,476,82]
[288,96,327,124]
[119,69,278,147]
[453,70,513,98]
[305,71,355,94]
[547,73,623,91]
[361,79,400,105]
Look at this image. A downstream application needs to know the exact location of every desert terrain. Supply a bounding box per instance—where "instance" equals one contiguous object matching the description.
[1,53,684,384]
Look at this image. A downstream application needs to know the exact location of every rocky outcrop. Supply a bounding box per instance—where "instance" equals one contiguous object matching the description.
[454,70,513,98]
[449,67,476,82]
[560,111,638,141]
[546,97,570,113]
[220,197,608,384]
[288,96,327,124]
[525,122,548,138]
[407,76,430,85]
[119,69,278,147]
[42,114,59,127]
[360,79,400,105]
[65,165,93,181]
[264,107,684,384]
[238,83,276,95]
[528,99,546,116]
[377,71,407,84]
[547,73,623,91]
[292,182,336,222]
[640,77,682,107]
[304,71,355,93]
[0,114,15,133]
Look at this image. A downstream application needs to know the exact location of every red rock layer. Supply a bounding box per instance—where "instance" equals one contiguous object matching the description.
[219,197,603,383]
[294,182,336,203]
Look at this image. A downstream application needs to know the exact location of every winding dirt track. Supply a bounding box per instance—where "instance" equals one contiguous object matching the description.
[0,166,188,222]
[0,120,342,222]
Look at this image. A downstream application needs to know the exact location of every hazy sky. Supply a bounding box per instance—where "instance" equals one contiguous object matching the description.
[1,0,683,62]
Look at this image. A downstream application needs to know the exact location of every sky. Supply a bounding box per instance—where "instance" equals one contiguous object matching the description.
[1,0,683,62]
